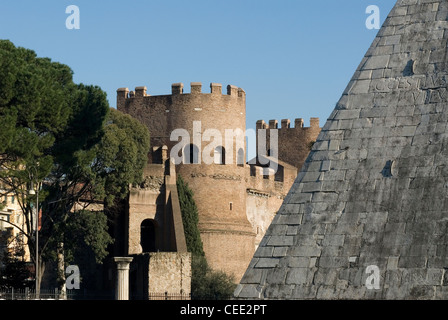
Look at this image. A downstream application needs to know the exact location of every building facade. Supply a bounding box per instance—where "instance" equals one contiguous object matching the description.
[117,82,320,281]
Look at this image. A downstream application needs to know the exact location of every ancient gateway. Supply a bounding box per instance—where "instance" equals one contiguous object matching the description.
[116,83,320,282]
[235,0,448,299]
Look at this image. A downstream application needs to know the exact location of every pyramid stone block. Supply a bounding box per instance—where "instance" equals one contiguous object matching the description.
[235,0,448,300]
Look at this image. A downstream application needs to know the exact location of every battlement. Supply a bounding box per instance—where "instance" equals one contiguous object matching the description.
[117,82,246,100]
[256,117,320,130]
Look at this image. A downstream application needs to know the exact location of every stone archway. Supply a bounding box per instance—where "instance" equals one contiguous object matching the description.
[140,219,157,252]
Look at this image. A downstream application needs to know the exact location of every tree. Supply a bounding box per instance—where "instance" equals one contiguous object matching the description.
[176,176,236,299]
[57,108,150,290]
[0,39,88,290]
[0,40,150,291]
[42,107,150,292]
[62,210,113,291]
[177,175,204,257]
[92,108,151,206]
[190,256,236,300]
[0,234,32,289]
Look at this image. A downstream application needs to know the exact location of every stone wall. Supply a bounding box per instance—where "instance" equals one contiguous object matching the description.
[130,252,191,299]
[256,117,321,170]
[246,163,297,250]
[118,83,255,282]
[147,252,191,295]
[126,164,165,255]
[117,82,321,283]
[124,158,187,255]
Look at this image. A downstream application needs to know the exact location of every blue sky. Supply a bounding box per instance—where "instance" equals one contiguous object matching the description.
[0,0,395,136]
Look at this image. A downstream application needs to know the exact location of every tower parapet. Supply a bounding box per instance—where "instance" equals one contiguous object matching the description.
[117,82,246,155]
[118,82,245,102]
[190,82,202,94]
[256,117,320,130]
[172,83,184,95]
[255,117,321,170]
[135,86,147,97]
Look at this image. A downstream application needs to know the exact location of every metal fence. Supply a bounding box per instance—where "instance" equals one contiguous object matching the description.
[147,292,191,300]
[0,288,228,300]
[0,288,191,300]
[0,287,79,300]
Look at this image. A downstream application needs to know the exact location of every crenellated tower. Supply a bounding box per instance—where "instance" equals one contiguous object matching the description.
[256,117,320,170]
[117,82,255,280]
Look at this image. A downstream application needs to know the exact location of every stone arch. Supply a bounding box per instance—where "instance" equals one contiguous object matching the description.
[184,144,199,164]
[214,146,225,165]
[237,148,245,167]
[140,219,157,252]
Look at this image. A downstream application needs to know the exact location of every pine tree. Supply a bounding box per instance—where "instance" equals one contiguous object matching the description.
[0,234,32,289]
[0,40,150,291]
[176,176,236,299]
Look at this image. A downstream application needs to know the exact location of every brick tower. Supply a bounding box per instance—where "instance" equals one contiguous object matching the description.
[117,82,255,280]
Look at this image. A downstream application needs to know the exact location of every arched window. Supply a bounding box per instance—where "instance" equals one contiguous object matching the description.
[140,219,157,252]
[214,146,225,165]
[237,148,245,167]
[184,144,199,164]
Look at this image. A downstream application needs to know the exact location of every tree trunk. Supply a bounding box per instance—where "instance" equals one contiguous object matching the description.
[57,242,67,299]
[37,258,45,294]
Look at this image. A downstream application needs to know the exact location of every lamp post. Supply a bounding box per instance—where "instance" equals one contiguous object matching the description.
[29,183,39,299]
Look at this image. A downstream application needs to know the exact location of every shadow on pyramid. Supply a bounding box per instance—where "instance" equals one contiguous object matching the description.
[235,0,448,300]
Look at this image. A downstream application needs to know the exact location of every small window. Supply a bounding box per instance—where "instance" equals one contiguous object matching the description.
[229,202,233,211]
[237,148,245,167]
[267,148,277,157]
[184,144,200,164]
[263,167,273,180]
[214,146,225,165]
[10,196,14,204]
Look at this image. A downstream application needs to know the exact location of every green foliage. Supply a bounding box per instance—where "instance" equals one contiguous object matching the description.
[0,234,32,289]
[177,176,236,299]
[61,210,113,290]
[0,40,73,161]
[190,254,236,300]
[0,40,150,288]
[177,175,204,256]
[0,39,75,190]
[51,83,109,174]
[93,108,151,206]
[62,210,113,264]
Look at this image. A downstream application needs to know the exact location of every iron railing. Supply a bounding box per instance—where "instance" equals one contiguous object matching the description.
[0,287,79,300]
